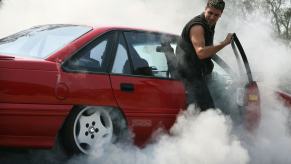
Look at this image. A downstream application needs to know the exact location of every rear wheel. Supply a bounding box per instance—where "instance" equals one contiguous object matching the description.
[60,106,126,155]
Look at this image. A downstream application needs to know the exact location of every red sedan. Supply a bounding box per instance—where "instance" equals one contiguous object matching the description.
[0,24,261,154]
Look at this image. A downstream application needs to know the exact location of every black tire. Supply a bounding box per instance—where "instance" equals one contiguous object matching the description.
[60,106,127,155]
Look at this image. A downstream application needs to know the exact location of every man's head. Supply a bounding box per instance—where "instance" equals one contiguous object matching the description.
[204,0,225,26]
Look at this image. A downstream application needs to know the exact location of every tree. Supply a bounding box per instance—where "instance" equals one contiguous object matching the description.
[281,7,291,40]
[262,0,291,45]
[266,0,284,35]
[232,0,291,46]
[227,0,259,18]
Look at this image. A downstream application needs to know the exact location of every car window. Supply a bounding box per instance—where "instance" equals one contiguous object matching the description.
[111,34,131,74]
[63,32,113,73]
[212,60,229,77]
[218,45,248,83]
[0,25,92,59]
[89,40,107,63]
[212,59,233,84]
[123,32,176,78]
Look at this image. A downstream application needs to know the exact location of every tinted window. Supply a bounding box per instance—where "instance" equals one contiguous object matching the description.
[63,33,113,73]
[212,59,233,85]
[111,34,131,74]
[218,43,248,83]
[0,25,92,58]
[124,32,177,78]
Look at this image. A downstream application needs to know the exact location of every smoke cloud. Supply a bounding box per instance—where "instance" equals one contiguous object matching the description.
[68,106,249,164]
[68,95,291,164]
[0,0,291,164]
[217,9,291,89]
[0,0,205,37]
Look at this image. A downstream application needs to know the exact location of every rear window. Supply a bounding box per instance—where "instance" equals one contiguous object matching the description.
[0,25,92,59]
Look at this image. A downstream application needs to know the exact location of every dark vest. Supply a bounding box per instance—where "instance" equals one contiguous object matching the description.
[176,13,215,80]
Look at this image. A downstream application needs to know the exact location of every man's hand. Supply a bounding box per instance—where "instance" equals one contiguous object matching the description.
[222,33,234,46]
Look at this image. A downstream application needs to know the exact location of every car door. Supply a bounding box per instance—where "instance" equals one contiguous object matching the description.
[109,31,186,145]
[61,31,117,106]
[210,34,261,131]
[232,34,261,130]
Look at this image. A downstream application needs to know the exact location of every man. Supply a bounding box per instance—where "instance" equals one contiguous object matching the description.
[176,0,233,111]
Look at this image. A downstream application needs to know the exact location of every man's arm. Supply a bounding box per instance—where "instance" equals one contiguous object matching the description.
[190,25,233,60]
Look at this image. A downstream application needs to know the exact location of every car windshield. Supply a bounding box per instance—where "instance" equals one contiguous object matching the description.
[0,25,92,59]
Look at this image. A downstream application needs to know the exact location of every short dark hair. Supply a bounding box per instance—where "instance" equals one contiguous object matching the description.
[206,0,225,11]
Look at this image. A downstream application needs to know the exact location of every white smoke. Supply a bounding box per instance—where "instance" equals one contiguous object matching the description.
[0,0,205,37]
[217,7,291,89]
[1,0,291,164]
[67,96,291,164]
[242,89,291,164]
[69,106,250,164]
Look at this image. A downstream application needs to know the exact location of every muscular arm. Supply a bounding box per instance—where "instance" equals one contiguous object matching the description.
[190,25,231,60]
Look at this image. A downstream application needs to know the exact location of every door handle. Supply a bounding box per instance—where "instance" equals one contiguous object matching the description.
[120,83,134,92]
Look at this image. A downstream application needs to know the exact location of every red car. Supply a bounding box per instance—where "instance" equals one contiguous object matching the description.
[0,24,261,154]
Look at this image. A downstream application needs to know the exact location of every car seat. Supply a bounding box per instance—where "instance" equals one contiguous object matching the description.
[122,47,152,76]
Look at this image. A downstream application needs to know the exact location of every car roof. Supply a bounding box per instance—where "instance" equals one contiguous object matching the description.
[91,26,177,36]
[24,24,178,38]
[46,24,178,62]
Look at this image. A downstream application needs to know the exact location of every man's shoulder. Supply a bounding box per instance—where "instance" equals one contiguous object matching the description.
[192,13,205,22]
[190,24,204,33]
[186,14,207,27]
[186,19,206,33]
[186,15,201,24]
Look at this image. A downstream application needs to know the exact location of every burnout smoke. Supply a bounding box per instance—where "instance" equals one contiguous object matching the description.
[0,0,291,164]
[0,0,204,37]
[69,106,249,164]
[244,89,291,164]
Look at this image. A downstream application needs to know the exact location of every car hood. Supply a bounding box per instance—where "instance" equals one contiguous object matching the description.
[0,54,58,71]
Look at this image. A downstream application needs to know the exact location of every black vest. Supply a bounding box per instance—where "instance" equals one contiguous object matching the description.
[176,13,215,80]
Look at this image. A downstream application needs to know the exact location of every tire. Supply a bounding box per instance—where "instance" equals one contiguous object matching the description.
[60,106,127,155]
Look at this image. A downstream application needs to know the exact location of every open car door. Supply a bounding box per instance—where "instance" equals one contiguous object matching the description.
[232,34,261,130]
[209,34,261,131]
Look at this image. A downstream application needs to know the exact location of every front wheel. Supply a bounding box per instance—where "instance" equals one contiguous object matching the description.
[60,106,124,155]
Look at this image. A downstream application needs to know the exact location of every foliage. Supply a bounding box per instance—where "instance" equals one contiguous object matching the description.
[264,0,291,45]
[230,0,291,46]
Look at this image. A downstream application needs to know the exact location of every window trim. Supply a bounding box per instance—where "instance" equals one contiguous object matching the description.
[109,72,181,81]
